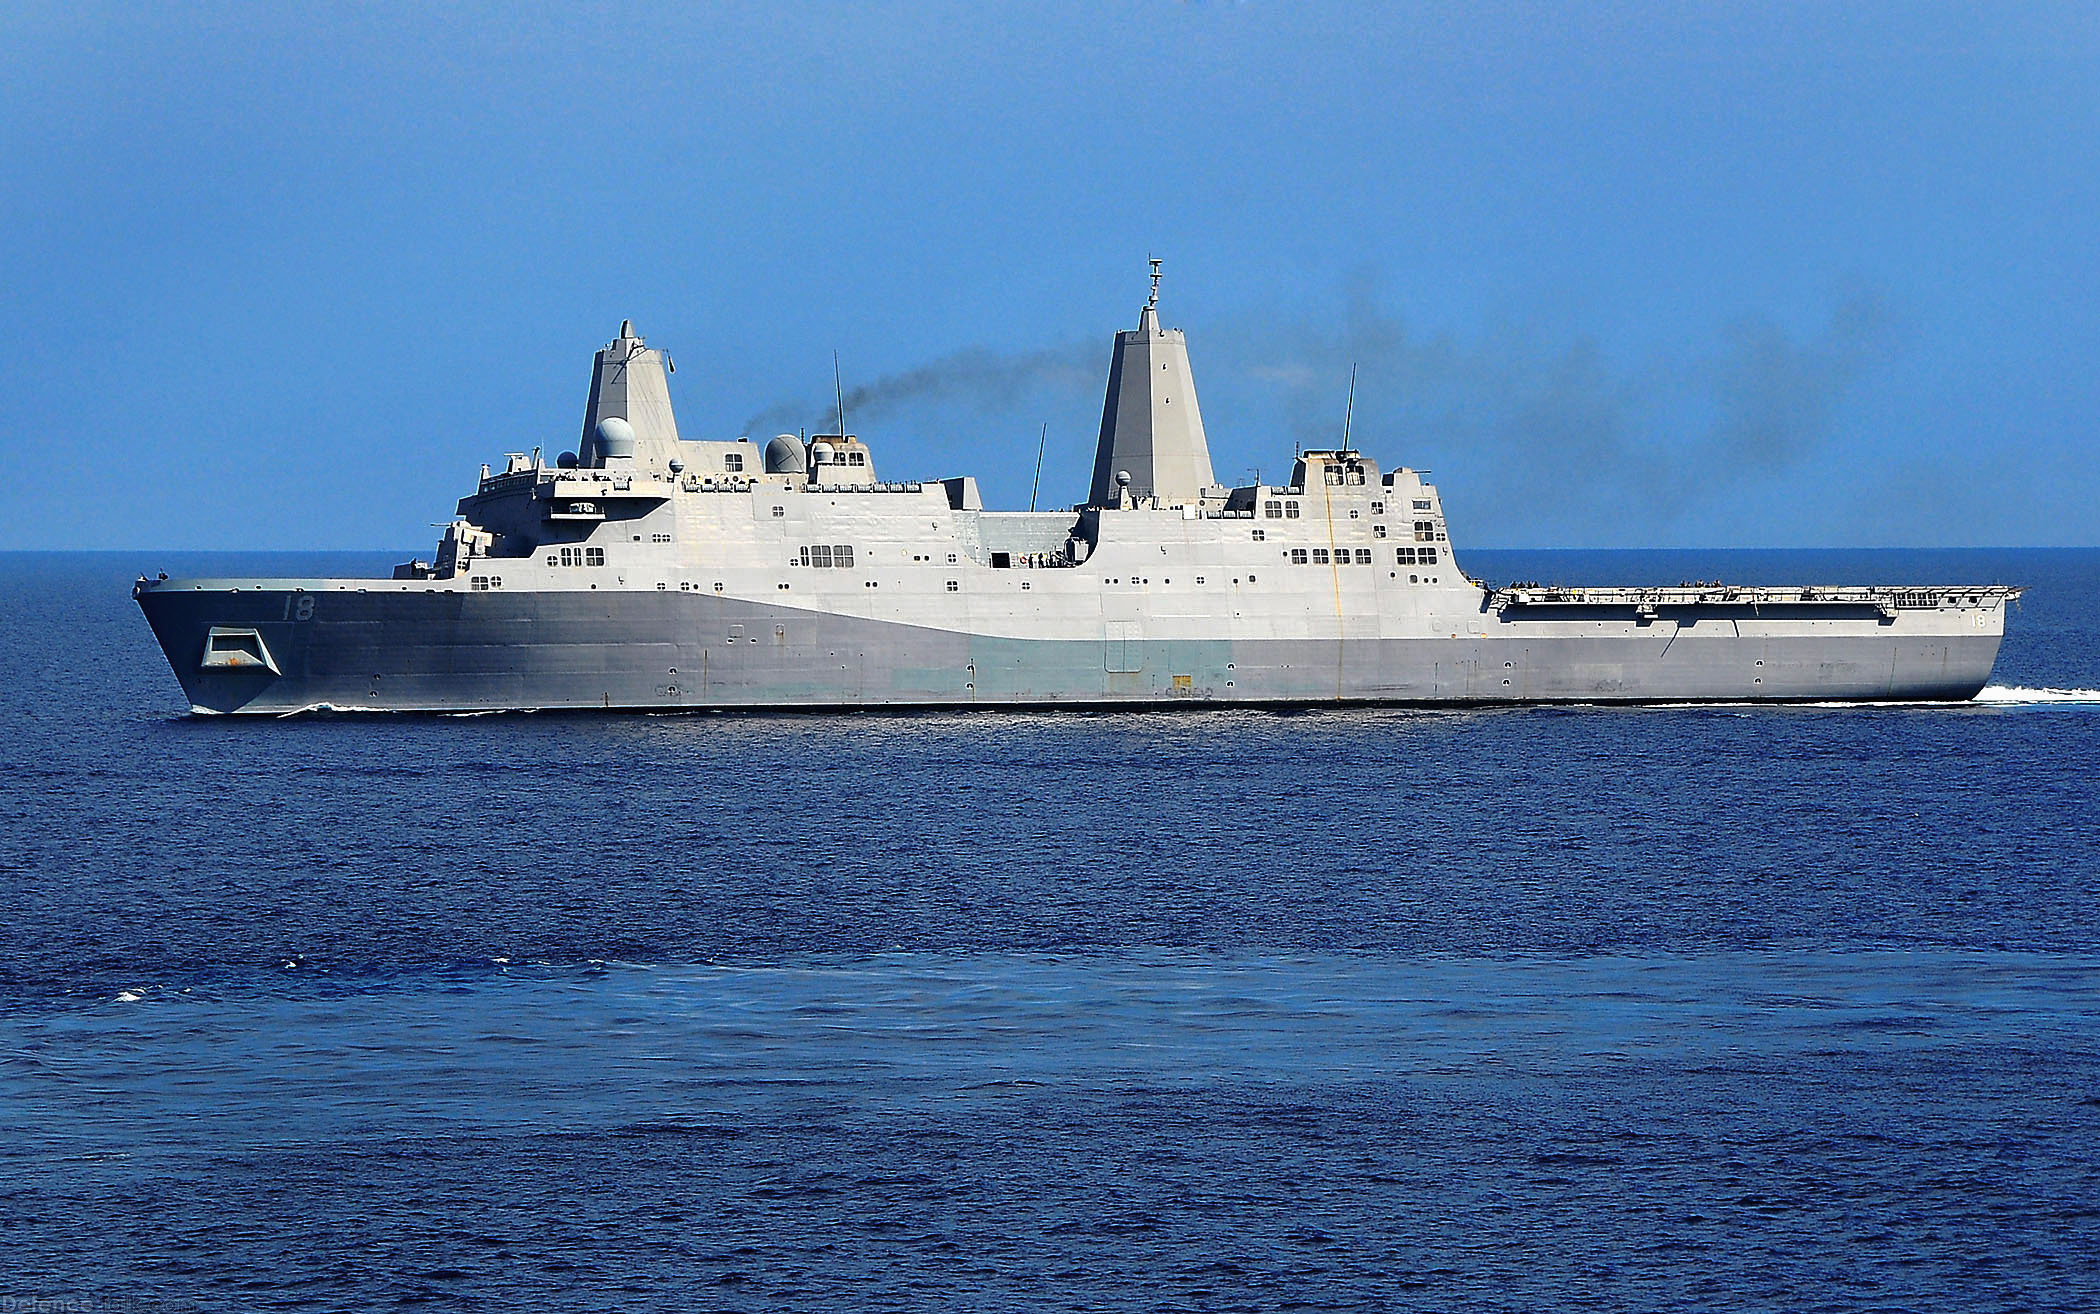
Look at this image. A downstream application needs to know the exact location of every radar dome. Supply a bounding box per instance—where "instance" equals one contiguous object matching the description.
[556,451,578,469]
[810,442,837,465]
[595,416,637,460]
[668,457,685,474]
[764,434,807,475]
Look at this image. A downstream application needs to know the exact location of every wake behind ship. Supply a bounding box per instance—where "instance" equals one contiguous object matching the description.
[136,272,2019,714]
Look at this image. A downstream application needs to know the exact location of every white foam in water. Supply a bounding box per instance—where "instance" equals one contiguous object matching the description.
[1973,685,2100,705]
[115,989,143,1003]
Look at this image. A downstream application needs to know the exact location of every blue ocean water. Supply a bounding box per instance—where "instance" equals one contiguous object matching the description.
[2,548,2097,1310]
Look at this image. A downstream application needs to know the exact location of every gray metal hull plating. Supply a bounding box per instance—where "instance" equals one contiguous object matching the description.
[138,584,2006,714]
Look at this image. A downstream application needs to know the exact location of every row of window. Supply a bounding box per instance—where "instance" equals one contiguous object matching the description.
[469,575,503,590]
[796,545,857,567]
[1414,521,1445,542]
[1265,498,1400,518]
[1285,547,1441,566]
[1289,548,1377,565]
[549,546,606,566]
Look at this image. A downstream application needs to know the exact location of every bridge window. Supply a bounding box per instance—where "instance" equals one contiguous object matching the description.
[946,580,959,592]
[772,505,785,517]
[848,452,866,466]
[586,547,604,566]
[1285,501,1301,519]
[1354,549,1373,564]
[1311,548,1330,564]
[724,452,744,473]
[1397,547,1416,564]
[1264,501,1282,518]
[1289,549,1308,564]
[1413,499,1432,510]
[1252,529,1266,541]
[1371,501,1385,515]
[1422,547,1438,564]
[1373,524,1386,538]
[795,544,856,568]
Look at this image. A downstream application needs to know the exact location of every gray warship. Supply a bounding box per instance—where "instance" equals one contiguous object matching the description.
[137,271,2020,714]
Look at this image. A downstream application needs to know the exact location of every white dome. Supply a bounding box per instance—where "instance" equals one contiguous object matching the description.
[595,416,637,460]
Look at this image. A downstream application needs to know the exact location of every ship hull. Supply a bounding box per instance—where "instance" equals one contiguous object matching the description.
[138,583,2007,714]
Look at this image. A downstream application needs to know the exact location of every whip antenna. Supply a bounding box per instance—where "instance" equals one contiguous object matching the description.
[832,352,847,436]
[1029,422,1048,512]
[1341,362,1357,453]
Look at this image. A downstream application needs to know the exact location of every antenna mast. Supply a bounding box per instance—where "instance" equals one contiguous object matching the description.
[1341,363,1358,453]
[1146,257,1162,311]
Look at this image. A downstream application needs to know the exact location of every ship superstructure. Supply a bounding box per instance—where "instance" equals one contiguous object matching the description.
[136,274,2019,713]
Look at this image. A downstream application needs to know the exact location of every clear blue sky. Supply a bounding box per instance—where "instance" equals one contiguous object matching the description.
[2,1,2094,549]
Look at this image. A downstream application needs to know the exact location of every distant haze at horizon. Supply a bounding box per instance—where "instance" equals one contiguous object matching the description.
[2,2,2095,551]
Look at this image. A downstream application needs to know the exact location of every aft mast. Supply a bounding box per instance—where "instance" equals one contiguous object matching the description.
[1087,260,1219,508]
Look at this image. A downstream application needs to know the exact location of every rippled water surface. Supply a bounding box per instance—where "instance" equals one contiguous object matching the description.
[3,549,2097,1311]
